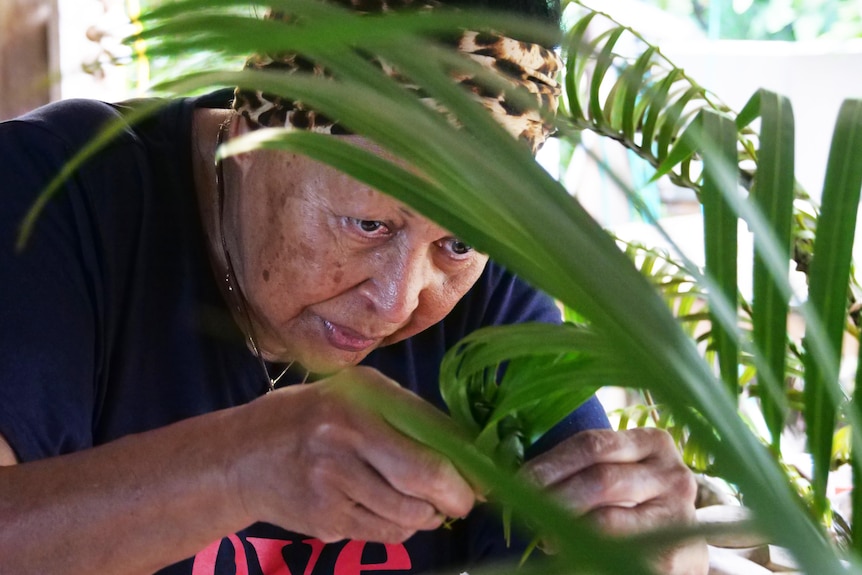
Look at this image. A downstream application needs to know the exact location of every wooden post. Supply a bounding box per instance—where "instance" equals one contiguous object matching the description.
[0,0,58,120]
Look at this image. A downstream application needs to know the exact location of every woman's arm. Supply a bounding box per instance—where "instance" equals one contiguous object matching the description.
[0,436,14,465]
[0,407,249,575]
[0,367,475,575]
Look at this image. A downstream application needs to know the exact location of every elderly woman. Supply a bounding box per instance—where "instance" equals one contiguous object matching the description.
[0,0,707,574]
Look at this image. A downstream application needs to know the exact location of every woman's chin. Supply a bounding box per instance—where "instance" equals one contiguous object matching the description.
[295,348,373,377]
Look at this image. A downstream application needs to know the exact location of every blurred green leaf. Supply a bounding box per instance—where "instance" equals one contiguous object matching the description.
[804,99,862,520]
[701,110,741,398]
[749,90,795,451]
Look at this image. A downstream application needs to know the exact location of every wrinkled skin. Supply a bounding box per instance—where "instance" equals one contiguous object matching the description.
[523,427,709,573]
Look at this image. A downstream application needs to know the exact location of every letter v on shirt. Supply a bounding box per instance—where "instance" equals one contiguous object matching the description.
[192,535,412,575]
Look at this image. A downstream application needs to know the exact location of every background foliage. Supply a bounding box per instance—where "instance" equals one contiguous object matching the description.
[643,0,862,40]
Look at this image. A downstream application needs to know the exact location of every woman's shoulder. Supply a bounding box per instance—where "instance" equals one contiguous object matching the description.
[1,96,195,154]
[2,99,127,149]
[13,97,121,123]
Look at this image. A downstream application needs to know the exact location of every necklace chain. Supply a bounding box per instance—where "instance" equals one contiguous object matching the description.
[214,120,306,393]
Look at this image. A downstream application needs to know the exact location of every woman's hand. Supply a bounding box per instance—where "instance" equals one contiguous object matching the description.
[226,366,476,544]
[522,427,709,575]
[0,366,475,575]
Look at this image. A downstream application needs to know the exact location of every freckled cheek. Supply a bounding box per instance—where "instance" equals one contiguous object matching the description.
[326,257,376,293]
[294,240,316,263]
[330,268,345,286]
[258,233,354,300]
[266,234,320,271]
[249,234,296,297]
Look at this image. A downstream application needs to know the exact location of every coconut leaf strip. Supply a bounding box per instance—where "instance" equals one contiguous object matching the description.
[588,27,626,124]
[563,10,599,122]
[803,99,862,519]
[621,47,659,141]
[750,90,795,451]
[853,336,862,551]
[701,111,741,397]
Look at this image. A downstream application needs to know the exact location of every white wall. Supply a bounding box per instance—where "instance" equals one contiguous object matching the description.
[662,39,862,199]
[56,0,137,102]
[580,0,862,200]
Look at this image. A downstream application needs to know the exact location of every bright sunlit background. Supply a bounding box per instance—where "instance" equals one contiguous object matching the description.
[33,0,862,210]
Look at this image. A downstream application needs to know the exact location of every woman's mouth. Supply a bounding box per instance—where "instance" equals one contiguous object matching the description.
[322,319,379,352]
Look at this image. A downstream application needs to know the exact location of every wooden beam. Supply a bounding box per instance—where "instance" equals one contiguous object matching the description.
[0,0,58,119]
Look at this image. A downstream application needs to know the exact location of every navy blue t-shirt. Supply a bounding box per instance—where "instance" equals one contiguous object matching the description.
[0,94,608,574]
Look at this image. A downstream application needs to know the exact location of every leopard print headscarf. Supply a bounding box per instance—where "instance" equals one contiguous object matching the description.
[232,2,562,153]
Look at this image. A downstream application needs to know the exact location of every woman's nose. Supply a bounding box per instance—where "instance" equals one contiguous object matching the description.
[361,247,435,325]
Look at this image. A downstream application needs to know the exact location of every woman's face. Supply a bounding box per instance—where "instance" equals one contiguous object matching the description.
[225,132,489,375]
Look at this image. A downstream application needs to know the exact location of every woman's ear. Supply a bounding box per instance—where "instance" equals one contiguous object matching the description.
[231,113,251,137]
[227,114,255,169]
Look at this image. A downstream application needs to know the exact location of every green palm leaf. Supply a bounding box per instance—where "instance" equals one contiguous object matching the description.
[803,99,862,520]
[700,110,741,399]
[747,90,795,452]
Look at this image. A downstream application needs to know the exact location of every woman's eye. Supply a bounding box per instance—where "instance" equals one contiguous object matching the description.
[358,220,383,232]
[443,238,473,256]
[347,218,390,236]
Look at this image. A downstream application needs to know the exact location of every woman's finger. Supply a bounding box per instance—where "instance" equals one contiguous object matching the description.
[522,427,680,488]
[545,459,692,514]
[337,458,443,532]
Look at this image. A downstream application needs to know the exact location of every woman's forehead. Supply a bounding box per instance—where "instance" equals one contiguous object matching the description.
[257,137,418,208]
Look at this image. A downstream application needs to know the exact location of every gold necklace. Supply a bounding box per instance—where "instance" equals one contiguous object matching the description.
[214,120,305,392]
